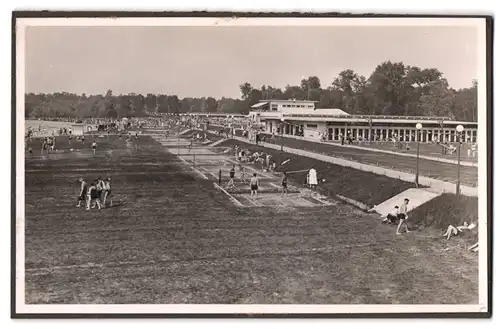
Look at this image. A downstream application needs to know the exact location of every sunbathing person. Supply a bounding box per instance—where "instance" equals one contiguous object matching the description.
[443,222,476,240]
[468,242,479,252]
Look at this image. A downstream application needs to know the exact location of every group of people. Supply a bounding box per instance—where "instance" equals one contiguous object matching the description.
[382,198,478,251]
[381,198,411,235]
[38,136,56,155]
[77,177,113,210]
[223,163,289,198]
[234,146,278,172]
[223,164,263,198]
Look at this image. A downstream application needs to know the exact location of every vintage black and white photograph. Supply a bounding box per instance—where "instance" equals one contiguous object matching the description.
[14,15,490,316]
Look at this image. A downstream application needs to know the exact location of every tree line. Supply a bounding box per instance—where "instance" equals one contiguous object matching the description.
[25,61,478,121]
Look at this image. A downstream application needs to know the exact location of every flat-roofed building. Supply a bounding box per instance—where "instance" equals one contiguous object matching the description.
[248,99,478,143]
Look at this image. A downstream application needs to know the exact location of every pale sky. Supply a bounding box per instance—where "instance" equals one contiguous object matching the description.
[25,25,478,98]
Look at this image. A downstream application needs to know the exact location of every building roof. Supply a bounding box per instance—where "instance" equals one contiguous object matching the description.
[250,111,476,125]
[312,108,350,116]
[281,116,476,126]
[259,99,317,103]
[186,113,246,117]
[250,102,269,108]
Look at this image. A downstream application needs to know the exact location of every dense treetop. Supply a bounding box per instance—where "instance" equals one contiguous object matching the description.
[25,61,477,121]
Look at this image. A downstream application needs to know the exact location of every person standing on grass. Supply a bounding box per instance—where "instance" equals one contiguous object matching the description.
[76,178,88,208]
[86,181,101,210]
[226,165,236,189]
[102,177,113,208]
[396,198,411,235]
[91,140,97,155]
[281,172,288,196]
[96,177,106,205]
[308,168,318,190]
[250,173,259,198]
[49,137,56,152]
[41,138,47,155]
[238,163,247,183]
[81,134,85,146]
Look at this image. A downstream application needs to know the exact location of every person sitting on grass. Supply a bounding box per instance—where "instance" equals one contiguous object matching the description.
[382,206,399,225]
[443,221,476,240]
[396,198,411,235]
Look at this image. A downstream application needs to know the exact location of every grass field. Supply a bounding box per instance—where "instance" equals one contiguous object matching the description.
[24,135,478,304]
[261,135,478,187]
[206,125,477,187]
[409,194,479,233]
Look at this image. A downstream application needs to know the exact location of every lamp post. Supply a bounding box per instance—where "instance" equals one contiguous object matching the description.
[280,117,285,151]
[456,124,464,195]
[415,123,422,187]
[368,118,373,145]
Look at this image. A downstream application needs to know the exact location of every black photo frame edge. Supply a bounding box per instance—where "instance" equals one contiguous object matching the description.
[10,11,494,319]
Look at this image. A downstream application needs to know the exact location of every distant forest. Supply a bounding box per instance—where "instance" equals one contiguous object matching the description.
[25,61,478,121]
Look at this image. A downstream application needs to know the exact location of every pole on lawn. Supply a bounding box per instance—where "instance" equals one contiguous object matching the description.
[415,123,422,187]
[280,117,285,152]
[456,125,464,196]
[218,169,222,185]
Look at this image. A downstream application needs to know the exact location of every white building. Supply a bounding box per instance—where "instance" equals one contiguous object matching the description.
[248,99,478,143]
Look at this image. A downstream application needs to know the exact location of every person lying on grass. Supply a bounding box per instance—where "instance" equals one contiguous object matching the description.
[443,221,477,240]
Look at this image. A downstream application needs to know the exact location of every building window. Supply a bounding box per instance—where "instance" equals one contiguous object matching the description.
[306,124,318,128]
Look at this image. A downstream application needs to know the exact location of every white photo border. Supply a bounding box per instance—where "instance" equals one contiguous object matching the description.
[13,13,492,317]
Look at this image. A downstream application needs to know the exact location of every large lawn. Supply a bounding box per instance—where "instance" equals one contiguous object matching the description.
[23,135,478,304]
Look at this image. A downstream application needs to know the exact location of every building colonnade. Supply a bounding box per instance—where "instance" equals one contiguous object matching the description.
[266,121,477,143]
